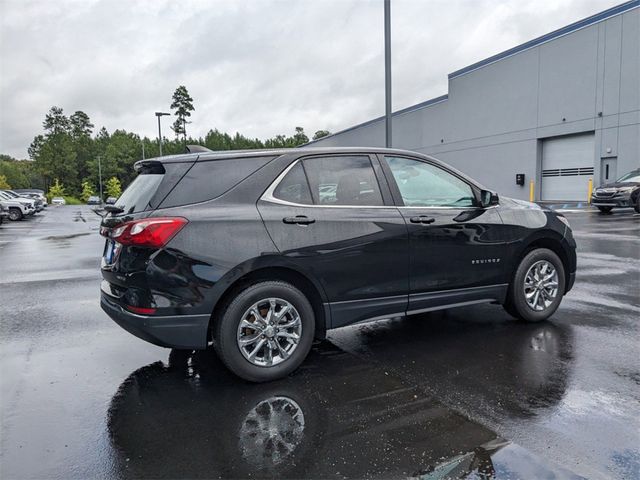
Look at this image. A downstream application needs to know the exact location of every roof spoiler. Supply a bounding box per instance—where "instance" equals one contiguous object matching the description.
[184,145,212,153]
[134,160,165,174]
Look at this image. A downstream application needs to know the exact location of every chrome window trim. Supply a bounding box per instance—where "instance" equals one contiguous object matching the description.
[261,157,496,211]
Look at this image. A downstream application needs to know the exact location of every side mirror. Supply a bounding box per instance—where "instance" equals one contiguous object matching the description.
[479,189,499,208]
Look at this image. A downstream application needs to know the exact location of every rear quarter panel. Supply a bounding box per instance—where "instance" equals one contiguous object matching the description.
[143,154,305,316]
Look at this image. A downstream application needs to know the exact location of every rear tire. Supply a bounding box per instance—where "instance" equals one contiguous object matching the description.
[214,281,315,382]
[503,248,566,322]
[8,208,23,221]
[597,206,612,214]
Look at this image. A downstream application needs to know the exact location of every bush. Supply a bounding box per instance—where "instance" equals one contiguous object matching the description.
[47,178,66,201]
[0,174,11,189]
[105,177,122,199]
[80,181,95,202]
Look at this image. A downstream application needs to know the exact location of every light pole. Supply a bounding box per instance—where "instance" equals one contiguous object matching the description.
[384,0,392,148]
[97,155,103,201]
[155,112,171,156]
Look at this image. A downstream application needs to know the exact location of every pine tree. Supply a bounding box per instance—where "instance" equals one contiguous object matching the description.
[170,86,195,141]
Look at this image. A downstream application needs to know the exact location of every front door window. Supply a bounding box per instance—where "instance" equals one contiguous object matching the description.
[384,156,475,208]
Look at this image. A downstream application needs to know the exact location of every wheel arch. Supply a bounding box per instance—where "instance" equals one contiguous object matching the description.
[512,233,573,293]
[208,264,329,343]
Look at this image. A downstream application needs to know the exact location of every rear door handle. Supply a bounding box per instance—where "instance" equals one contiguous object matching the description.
[283,215,315,225]
[409,216,436,224]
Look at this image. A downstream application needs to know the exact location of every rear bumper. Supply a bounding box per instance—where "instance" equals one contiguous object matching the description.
[101,292,210,349]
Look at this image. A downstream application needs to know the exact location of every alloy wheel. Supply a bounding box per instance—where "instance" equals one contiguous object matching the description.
[236,298,302,367]
[523,260,559,311]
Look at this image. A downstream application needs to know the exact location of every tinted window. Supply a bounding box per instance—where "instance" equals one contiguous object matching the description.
[384,156,475,207]
[115,174,164,215]
[302,156,383,206]
[161,156,274,208]
[273,162,312,205]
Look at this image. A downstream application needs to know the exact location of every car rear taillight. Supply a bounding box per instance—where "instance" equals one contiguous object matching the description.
[106,217,188,248]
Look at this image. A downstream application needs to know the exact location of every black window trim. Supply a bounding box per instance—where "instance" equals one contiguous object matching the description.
[261,153,395,208]
[376,153,483,209]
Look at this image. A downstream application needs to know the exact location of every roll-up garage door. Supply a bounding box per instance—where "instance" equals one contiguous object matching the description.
[541,133,595,201]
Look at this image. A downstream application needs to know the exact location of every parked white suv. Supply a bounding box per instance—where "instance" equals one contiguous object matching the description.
[0,191,35,220]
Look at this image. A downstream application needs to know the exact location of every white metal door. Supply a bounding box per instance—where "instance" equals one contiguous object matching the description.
[541,133,595,201]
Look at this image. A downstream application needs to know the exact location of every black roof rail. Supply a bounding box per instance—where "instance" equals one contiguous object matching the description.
[184,145,213,153]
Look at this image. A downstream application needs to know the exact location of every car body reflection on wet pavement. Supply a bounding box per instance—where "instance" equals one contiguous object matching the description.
[108,320,577,479]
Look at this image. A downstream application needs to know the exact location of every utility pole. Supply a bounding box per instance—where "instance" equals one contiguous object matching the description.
[384,0,392,148]
[97,155,103,201]
[142,140,145,160]
[155,112,171,156]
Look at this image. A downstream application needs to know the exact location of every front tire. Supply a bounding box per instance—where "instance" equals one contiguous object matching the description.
[597,206,612,214]
[634,194,640,214]
[504,248,566,322]
[214,281,315,382]
[8,208,23,221]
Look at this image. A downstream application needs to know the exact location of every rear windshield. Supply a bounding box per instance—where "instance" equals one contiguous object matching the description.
[115,174,164,215]
[159,156,274,208]
[113,161,194,215]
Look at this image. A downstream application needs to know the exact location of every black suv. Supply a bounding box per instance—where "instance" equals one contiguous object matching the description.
[100,147,576,382]
[591,168,640,213]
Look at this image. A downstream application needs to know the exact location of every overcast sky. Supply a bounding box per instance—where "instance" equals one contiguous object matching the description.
[0,0,624,158]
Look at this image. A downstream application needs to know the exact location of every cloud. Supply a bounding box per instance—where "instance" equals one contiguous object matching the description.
[0,0,623,158]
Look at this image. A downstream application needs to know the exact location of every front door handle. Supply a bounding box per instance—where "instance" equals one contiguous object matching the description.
[283,215,315,225]
[409,215,436,224]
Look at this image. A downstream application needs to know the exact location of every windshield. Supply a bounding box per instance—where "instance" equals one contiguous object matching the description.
[114,173,164,215]
[616,170,640,183]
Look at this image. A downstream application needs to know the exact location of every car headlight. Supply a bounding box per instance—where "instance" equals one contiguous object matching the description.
[617,186,634,194]
[557,215,570,229]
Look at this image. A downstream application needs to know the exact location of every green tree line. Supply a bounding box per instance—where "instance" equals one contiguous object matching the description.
[2,86,331,197]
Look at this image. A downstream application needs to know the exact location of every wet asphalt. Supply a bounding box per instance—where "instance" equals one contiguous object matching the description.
[0,206,638,480]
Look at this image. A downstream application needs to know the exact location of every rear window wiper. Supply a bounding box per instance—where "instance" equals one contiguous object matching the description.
[104,205,124,214]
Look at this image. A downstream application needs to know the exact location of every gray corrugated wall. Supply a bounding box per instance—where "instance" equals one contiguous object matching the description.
[312,8,640,201]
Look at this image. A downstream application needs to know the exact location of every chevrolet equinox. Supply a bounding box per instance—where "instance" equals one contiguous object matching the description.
[100,147,576,382]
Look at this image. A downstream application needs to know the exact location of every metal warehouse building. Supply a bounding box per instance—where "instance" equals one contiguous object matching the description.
[311,1,640,202]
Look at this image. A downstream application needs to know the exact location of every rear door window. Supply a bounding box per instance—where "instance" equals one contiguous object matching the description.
[161,156,274,208]
[302,156,384,206]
